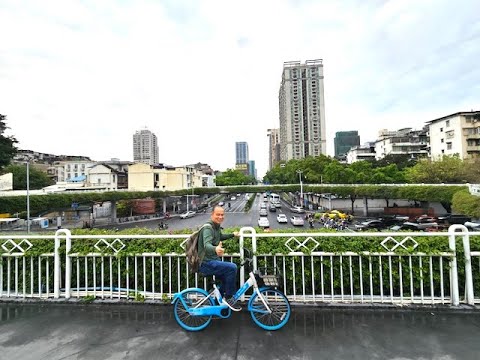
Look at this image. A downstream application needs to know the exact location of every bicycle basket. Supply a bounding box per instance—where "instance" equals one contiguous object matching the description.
[255,267,282,289]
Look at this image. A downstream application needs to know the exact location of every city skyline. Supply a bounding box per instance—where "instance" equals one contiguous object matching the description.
[1,0,478,178]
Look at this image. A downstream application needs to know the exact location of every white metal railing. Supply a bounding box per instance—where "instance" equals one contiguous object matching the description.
[0,235,56,299]
[0,226,479,307]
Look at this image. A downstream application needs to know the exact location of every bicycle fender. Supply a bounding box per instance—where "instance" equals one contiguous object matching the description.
[171,287,209,304]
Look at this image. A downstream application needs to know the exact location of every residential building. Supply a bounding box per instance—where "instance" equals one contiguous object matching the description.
[346,143,376,164]
[87,161,131,190]
[128,163,204,192]
[133,129,159,165]
[12,150,91,182]
[334,131,360,159]
[267,128,280,170]
[374,127,429,160]
[54,160,96,182]
[278,59,326,161]
[426,111,480,160]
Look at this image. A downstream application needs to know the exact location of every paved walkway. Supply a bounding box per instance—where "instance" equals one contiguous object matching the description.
[1,302,479,359]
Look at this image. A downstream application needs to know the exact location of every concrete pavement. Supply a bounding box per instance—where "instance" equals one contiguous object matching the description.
[1,302,479,359]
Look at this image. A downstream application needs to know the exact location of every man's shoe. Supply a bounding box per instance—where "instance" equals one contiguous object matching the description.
[222,297,241,312]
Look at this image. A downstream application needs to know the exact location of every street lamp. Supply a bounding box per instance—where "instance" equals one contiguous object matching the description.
[296,170,303,208]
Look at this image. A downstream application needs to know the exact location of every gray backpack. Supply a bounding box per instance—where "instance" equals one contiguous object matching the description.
[185,223,212,273]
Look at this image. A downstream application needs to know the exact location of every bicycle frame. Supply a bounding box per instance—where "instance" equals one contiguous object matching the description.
[172,270,273,317]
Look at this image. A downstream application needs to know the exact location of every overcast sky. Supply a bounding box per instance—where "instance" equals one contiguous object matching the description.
[1,0,479,178]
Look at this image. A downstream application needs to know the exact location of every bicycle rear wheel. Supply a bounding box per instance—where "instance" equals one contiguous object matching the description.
[249,288,291,331]
[173,289,215,331]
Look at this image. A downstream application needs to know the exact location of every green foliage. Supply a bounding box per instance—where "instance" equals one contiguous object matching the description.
[81,295,96,303]
[0,114,18,171]
[452,190,480,218]
[4,164,55,190]
[404,155,468,183]
[215,169,256,186]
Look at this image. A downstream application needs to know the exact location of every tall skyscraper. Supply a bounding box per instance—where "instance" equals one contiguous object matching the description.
[334,131,360,159]
[278,59,326,161]
[235,142,249,175]
[267,128,280,170]
[235,142,249,164]
[133,129,159,165]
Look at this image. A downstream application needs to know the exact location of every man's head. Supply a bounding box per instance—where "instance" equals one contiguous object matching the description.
[211,205,225,225]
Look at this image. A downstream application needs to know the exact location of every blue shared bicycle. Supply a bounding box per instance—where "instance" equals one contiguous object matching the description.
[172,249,291,331]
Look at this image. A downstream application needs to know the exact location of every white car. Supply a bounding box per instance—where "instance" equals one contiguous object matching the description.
[259,208,268,216]
[290,206,305,214]
[290,216,305,226]
[258,217,270,228]
[179,210,196,219]
[276,214,288,223]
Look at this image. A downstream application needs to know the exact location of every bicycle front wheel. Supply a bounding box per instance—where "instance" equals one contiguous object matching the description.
[173,289,215,331]
[249,288,291,331]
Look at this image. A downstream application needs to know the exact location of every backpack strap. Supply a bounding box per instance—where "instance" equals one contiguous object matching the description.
[197,223,213,263]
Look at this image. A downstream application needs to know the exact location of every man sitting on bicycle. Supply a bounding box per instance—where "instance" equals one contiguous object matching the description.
[198,206,240,311]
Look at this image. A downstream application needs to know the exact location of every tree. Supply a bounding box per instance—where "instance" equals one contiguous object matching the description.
[3,164,55,190]
[0,114,18,171]
[404,155,468,183]
[215,169,255,186]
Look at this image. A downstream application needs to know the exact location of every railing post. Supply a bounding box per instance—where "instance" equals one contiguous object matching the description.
[459,226,474,305]
[448,225,468,306]
[54,229,71,299]
[239,227,256,302]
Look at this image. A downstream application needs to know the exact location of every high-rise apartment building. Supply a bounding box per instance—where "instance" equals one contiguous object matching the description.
[334,131,360,159]
[133,129,159,165]
[267,128,280,170]
[278,59,326,161]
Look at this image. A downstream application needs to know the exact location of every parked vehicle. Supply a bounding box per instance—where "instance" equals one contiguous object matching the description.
[414,214,437,223]
[464,221,480,230]
[290,216,305,226]
[354,219,386,231]
[437,214,472,225]
[276,213,288,223]
[258,217,270,228]
[390,221,441,231]
[319,210,349,220]
[179,210,196,219]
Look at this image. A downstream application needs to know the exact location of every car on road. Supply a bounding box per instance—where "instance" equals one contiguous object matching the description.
[218,201,225,206]
[269,204,277,212]
[354,219,386,231]
[230,196,237,201]
[259,208,268,216]
[390,221,441,231]
[319,210,349,220]
[179,210,196,219]
[464,221,480,230]
[290,206,305,214]
[290,216,305,226]
[258,217,270,228]
[276,213,288,223]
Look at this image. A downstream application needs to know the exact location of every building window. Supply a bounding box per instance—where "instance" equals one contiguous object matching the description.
[440,127,443,132]
[447,142,452,150]
[446,120,450,127]
[441,139,444,143]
